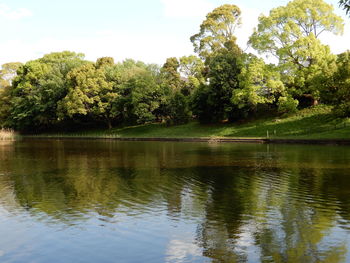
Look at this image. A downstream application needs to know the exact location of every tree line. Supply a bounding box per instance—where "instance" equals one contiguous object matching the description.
[0,0,349,132]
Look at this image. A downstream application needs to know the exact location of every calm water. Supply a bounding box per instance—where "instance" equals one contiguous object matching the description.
[0,139,350,263]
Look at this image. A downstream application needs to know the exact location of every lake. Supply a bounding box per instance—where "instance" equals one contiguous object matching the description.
[0,139,350,263]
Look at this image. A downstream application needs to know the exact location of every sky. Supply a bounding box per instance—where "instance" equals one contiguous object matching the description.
[0,0,349,65]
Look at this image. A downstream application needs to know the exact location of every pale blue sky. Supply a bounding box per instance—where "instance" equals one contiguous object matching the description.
[0,0,348,65]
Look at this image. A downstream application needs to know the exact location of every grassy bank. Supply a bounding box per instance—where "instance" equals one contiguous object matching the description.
[27,105,350,140]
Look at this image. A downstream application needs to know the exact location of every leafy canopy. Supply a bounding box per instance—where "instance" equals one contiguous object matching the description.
[250,0,343,56]
[249,0,343,96]
[9,52,86,130]
[58,59,119,128]
[0,62,22,88]
[233,55,285,111]
[339,0,350,15]
[190,4,241,59]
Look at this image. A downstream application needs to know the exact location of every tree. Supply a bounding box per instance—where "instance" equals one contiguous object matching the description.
[232,55,286,115]
[96,57,115,69]
[179,55,204,80]
[326,52,350,116]
[192,45,243,123]
[159,57,188,123]
[58,60,118,129]
[0,62,22,89]
[189,4,245,123]
[0,86,13,127]
[167,92,192,125]
[8,52,86,131]
[190,4,242,60]
[0,62,22,127]
[161,57,183,91]
[161,57,183,90]
[101,59,164,124]
[339,0,350,15]
[249,0,344,101]
[121,71,163,124]
[179,55,205,95]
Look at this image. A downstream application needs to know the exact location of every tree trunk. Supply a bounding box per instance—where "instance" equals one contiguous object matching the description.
[107,119,112,129]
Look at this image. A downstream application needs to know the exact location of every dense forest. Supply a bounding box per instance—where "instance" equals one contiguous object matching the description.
[0,0,350,133]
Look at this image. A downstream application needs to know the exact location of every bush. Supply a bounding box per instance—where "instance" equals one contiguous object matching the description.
[277,96,299,114]
[167,92,192,125]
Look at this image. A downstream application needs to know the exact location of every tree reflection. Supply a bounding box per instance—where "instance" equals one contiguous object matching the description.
[0,140,349,262]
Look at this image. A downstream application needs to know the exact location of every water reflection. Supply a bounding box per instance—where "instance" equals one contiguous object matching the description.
[0,140,350,262]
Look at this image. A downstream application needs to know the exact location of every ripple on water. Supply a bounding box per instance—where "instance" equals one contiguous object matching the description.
[0,140,350,262]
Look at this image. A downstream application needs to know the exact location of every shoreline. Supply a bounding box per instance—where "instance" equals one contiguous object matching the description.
[22,136,350,145]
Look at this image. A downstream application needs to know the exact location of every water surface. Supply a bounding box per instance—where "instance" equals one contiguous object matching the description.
[0,139,350,262]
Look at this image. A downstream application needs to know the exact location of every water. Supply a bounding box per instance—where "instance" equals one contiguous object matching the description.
[0,139,350,263]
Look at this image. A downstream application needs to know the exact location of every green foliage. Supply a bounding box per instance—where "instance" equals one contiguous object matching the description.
[232,55,285,113]
[0,62,22,89]
[249,0,343,97]
[179,55,204,80]
[328,52,350,117]
[58,60,117,128]
[8,52,86,131]
[179,55,205,95]
[96,57,114,69]
[0,86,13,127]
[0,62,22,127]
[249,0,343,54]
[339,0,350,15]
[160,57,199,124]
[1,1,349,132]
[120,71,163,124]
[167,92,192,125]
[313,51,350,116]
[161,57,183,91]
[277,96,299,114]
[10,61,51,130]
[287,37,337,98]
[190,4,242,60]
[203,46,243,122]
[191,84,210,123]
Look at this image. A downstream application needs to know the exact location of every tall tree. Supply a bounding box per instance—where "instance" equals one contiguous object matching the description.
[58,60,118,129]
[0,62,22,88]
[323,51,350,116]
[249,0,344,101]
[96,57,115,69]
[190,4,242,60]
[0,62,22,126]
[100,59,163,125]
[179,56,204,79]
[190,4,244,123]
[0,86,13,127]
[9,52,86,131]
[161,57,183,91]
[121,71,163,124]
[232,55,287,115]
[179,55,205,95]
[192,45,243,123]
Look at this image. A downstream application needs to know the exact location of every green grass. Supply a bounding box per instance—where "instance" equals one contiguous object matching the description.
[30,105,350,140]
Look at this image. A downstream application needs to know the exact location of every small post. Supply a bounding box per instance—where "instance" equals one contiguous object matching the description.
[274,130,276,136]
[267,130,269,138]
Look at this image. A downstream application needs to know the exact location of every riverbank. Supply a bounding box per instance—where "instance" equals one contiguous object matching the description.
[23,105,350,145]
[24,136,350,146]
